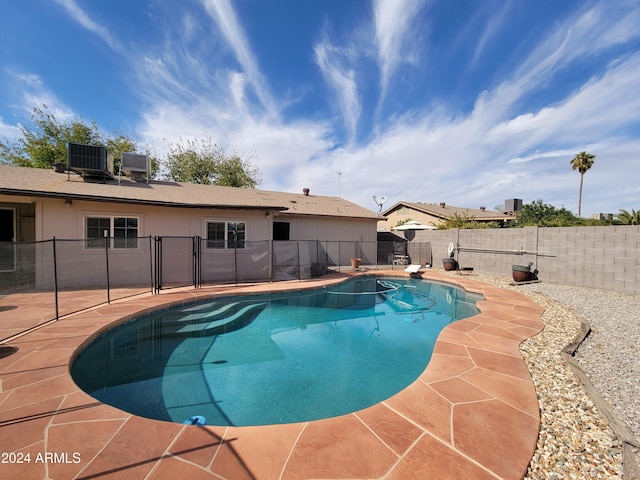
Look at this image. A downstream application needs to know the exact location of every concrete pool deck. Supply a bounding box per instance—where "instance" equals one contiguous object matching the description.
[0,271,544,479]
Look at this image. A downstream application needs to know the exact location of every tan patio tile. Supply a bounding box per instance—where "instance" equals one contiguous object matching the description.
[429,377,495,405]
[453,399,539,479]
[168,425,225,469]
[47,419,127,480]
[282,414,397,479]
[1,346,73,374]
[0,397,64,451]
[437,327,484,349]
[445,318,481,333]
[432,340,469,357]
[76,416,181,480]
[0,374,78,410]
[420,353,475,383]
[0,441,47,480]
[460,368,539,417]
[386,433,496,480]
[148,456,217,480]
[384,381,452,444]
[467,330,523,356]
[51,390,130,424]
[474,323,524,340]
[466,347,532,380]
[214,423,305,480]
[1,364,68,391]
[355,402,423,456]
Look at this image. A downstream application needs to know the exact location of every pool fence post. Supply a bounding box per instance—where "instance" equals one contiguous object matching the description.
[147,236,153,294]
[197,236,202,288]
[297,240,301,280]
[104,233,111,304]
[155,236,162,293]
[234,235,238,286]
[52,237,59,321]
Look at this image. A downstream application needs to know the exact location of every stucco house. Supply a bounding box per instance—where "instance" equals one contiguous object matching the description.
[379,201,516,231]
[0,164,380,284]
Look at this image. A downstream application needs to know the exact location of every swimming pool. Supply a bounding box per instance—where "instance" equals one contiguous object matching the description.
[71,276,481,426]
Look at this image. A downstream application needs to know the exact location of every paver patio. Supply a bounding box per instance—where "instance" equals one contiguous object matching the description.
[0,270,544,479]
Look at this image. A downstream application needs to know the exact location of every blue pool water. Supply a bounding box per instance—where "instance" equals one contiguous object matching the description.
[71,276,481,426]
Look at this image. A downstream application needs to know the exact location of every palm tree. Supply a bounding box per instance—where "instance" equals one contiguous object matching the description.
[570,151,596,217]
[618,208,640,225]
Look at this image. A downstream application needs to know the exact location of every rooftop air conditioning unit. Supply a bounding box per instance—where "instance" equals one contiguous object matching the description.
[119,152,150,183]
[67,143,114,179]
[504,198,523,213]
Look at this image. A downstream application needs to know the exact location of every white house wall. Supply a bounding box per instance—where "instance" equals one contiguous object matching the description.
[279,214,377,243]
[35,198,272,241]
[24,198,273,290]
[7,197,378,289]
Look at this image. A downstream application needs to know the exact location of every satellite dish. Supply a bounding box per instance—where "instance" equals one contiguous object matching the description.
[447,242,456,258]
[373,195,388,214]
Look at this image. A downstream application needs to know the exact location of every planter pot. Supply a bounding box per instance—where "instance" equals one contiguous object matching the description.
[442,258,458,271]
[350,257,362,270]
[512,264,531,282]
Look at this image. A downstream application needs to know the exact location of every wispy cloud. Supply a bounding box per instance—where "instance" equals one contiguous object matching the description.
[0,117,21,142]
[373,0,427,104]
[471,2,513,65]
[2,69,74,122]
[54,0,123,53]
[200,0,277,119]
[314,38,361,145]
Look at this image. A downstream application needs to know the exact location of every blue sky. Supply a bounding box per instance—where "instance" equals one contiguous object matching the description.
[1,0,640,216]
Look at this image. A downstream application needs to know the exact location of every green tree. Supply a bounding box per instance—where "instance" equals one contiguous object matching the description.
[515,199,579,227]
[618,208,640,225]
[0,106,154,175]
[437,212,498,229]
[164,137,261,187]
[570,151,596,217]
[0,106,102,168]
[394,218,413,227]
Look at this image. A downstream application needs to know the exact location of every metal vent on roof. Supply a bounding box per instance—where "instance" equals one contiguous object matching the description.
[119,152,150,183]
[67,143,114,180]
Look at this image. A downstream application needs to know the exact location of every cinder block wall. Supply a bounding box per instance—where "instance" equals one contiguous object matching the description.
[412,226,640,295]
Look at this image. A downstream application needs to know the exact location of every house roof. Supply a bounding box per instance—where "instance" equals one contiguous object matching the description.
[382,201,515,222]
[0,165,380,220]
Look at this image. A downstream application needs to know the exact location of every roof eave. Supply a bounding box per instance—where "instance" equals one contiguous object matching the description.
[0,188,287,211]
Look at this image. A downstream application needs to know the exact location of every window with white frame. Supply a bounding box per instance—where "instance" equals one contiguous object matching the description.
[85,216,139,249]
[206,220,246,249]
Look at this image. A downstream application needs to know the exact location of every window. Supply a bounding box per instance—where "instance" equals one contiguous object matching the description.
[114,217,139,249]
[86,216,139,249]
[206,221,246,249]
[273,221,290,241]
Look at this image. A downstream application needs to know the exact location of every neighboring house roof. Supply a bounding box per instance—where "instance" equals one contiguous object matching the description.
[382,201,515,222]
[0,165,379,220]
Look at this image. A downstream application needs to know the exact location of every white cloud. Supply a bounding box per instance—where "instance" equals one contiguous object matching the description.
[54,0,123,53]
[0,117,21,142]
[199,0,277,118]
[373,0,427,101]
[2,69,75,122]
[471,2,513,65]
[313,40,361,145]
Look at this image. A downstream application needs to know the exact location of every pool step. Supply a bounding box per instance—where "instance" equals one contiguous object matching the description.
[176,302,266,335]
